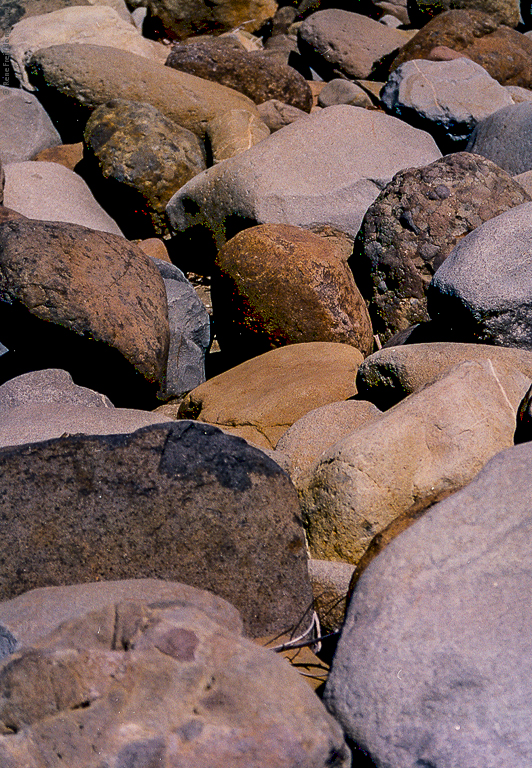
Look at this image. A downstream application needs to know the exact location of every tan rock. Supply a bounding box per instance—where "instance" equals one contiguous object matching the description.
[139,237,172,262]
[300,359,531,565]
[32,142,83,169]
[178,342,364,449]
[206,109,270,163]
[308,558,356,635]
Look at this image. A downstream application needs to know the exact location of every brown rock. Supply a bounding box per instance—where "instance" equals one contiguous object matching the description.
[0,218,170,399]
[256,99,309,132]
[351,151,530,343]
[212,224,374,362]
[178,342,364,448]
[31,142,83,169]
[144,0,277,40]
[166,38,313,112]
[138,237,171,262]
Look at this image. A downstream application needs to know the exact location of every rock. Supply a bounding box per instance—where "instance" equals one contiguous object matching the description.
[429,201,532,348]
[178,342,364,449]
[2,161,123,235]
[351,151,530,342]
[81,99,206,239]
[0,218,170,404]
[153,258,210,399]
[325,440,532,768]
[0,369,113,413]
[0,597,350,768]
[317,78,373,108]
[166,105,442,258]
[407,0,521,28]
[27,44,260,143]
[0,420,313,638]
[139,237,171,262]
[308,558,355,634]
[276,399,383,484]
[381,57,514,152]
[143,0,277,40]
[0,0,91,36]
[7,5,167,89]
[507,84,532,103]
[32,142,83,169]
[205,109,270,164]
[515,169,532,197]
[466,101,532,174]
[299,358,530,565]
[374,0,410,24]
[256,99,309,132]
[297,9,411,81]
[0,579,241,657]
[166,38,313,112]
[211,224,374,362]
[393,10,532,90]
[0,86,61,164]
[357,341,532,409]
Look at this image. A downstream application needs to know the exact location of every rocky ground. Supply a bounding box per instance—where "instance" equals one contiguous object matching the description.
[1,0,532,765]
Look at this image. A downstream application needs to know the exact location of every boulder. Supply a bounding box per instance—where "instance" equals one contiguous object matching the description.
[27,44,261,143]
[31,141,83,169]
[7,5,166,88]
[317,78,373,108]
[81,99,206,239]
[0,0,91,36]
[3,161,123,235]
[381,57,514,152]
[325,440,532,768]
[178,342,364,449]
[166,37,313,112]
[166,105,442,258]
[428,201,532,348]
[351,151,530,342]
[299,358,530,565]
[0,420,312,638]
[308,558,355,635]
[276,399,383,484]
[0,86,61,164]
[143,0,277,40]
[357,342,532,409]
[407,0,521,28]
[297,10,411,81]
[211,224,374,362]
[466,101,532,175]
[0,218,170,404]
[256,99,309,132]
[0,369,113,413]
[205,109,270,164]
[0,598,350,768]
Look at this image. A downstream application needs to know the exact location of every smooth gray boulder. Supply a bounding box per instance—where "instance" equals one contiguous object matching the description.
[166,105,441,257]
[0,86,61,164]
[325,440,532,768]
[467,101,532,174]
[382,57,513,151]
[428,201,532,348]
[0,369,113,412]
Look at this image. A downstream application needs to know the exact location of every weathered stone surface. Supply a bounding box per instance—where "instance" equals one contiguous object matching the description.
[0,0,91,35]
[206,109,270,164]
[407,0,521,28]
[256,99,309,132]
[7,5,166,88]
[0,369,113,413]
[325,440,532,768]
[297,10,410,81]
[381,57,514,151]
[144,0,277,40]
[308,558,355,635]
[0,218,170,397]
[166,38,312,112]
[351,152,530,342]
[32,141,83,169]
[166,105,441,257]
[0,86,61,164]
[317,78,373,108]
[27,44,260,143]
[0,579,242,657]
[178,342,364,449]
[357,342,532,409]
[393,10,532,89]
[81,99,206,238]
[467,101,532,174]
[299,359,530,565]
[3,161,123,235]
[0,421,312,638]
[507,84,532,103]
[429,201,532,347]
[276,399,383,484]
[211,224,374,362]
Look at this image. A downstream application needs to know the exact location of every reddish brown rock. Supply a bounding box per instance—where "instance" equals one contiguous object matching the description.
[212,224,374,361]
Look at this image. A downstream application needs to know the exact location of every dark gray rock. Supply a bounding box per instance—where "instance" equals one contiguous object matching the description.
[428,200,532,348]
[467,101,532,175]
[325,439,532,768]
[0,85,61,163]
[0,369,113,413]
[351,152,531,343]
[0,420,312,638]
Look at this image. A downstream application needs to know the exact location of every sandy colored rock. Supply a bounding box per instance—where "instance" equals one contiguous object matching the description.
[308,558,356,634]
[32,142,83,169]
[178,342,364,449]
[206,109,270,164]
[300,359,531,565]
[0,86,61,165]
